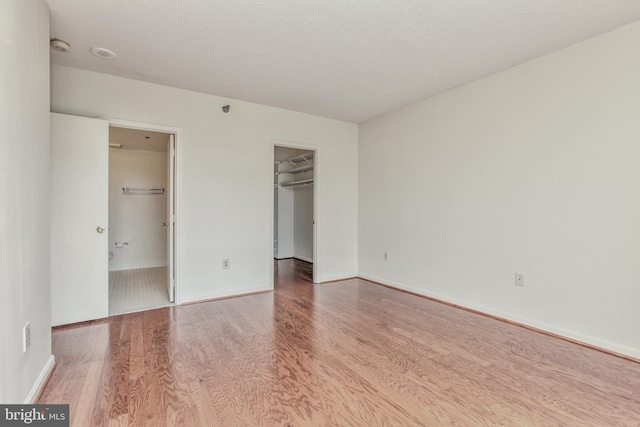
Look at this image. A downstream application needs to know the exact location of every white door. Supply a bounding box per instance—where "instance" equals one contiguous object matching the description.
[51,113,109,326]
[167,134,175,302]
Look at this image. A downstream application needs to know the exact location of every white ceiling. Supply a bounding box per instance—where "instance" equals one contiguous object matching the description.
[48,1,640,123]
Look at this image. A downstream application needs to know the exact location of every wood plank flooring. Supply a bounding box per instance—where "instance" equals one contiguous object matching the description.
[40,259,640,426]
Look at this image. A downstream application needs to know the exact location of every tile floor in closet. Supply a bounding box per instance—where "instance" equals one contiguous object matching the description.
[108,267,171,315]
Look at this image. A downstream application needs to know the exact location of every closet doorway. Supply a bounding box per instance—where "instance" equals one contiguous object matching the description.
[273,144,316,283]
[108,125,177,315]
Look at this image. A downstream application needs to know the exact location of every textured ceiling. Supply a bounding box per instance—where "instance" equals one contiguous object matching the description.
[48,1,640,123]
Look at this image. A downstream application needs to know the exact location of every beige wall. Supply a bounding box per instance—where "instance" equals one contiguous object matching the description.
[359,20,640,358]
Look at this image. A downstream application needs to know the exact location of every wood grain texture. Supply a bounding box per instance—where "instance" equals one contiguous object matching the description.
[40,259,640,426]
[368,278,640,365]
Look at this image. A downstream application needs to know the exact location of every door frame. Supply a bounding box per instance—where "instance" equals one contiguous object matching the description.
[270,140,319,286]
[108,118,183,304]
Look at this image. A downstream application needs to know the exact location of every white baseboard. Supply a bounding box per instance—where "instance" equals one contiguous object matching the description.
[109,262,168,272]
[24,355,55,404]
[180,285,272,305]
[318,272,358,283]
[359,273,640,360]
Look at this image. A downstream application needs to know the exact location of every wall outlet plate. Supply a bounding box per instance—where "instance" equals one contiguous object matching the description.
[383,252,389,262]
[515,273,524,287]
[222,258,230,269]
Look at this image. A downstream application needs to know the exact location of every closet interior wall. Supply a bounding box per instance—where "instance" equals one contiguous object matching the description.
[108,129,169,271]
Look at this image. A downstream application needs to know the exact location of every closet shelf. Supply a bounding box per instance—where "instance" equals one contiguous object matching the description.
[280,179,314,188]
[276,164,313,175]
[275,150,314,188]
[274,152,314,165]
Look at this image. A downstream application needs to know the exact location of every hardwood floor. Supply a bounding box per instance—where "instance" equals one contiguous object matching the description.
[40,259,640,426]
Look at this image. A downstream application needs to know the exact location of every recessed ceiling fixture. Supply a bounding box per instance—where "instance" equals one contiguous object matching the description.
[91,47,116,59]
[50,38,70,53]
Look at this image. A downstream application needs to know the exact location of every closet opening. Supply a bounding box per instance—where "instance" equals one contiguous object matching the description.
[108,126,176,315]
[273,145,316,284]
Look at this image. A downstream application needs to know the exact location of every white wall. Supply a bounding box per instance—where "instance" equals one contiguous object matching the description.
[0,0,54,403]
[109,148,168,271]
[274,146,297,259]
[359,20,640,358]
[294,187,314,262]
[276,187,294,258]
[52,65,358,301]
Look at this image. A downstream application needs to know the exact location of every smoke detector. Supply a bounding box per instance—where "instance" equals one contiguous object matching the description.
[91,47,117,60]
[50,38,70,53]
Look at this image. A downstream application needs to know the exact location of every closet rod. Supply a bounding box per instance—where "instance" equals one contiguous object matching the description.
[122,187,165,195]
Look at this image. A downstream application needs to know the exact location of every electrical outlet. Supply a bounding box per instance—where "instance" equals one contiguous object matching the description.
[23,322,30,352]
[515,273,524,287]
[222,258,230,269]
[383,252,389,262]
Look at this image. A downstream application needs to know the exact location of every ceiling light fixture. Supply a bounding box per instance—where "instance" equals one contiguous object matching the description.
[91,47,117,59]
[50,38,70,53]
